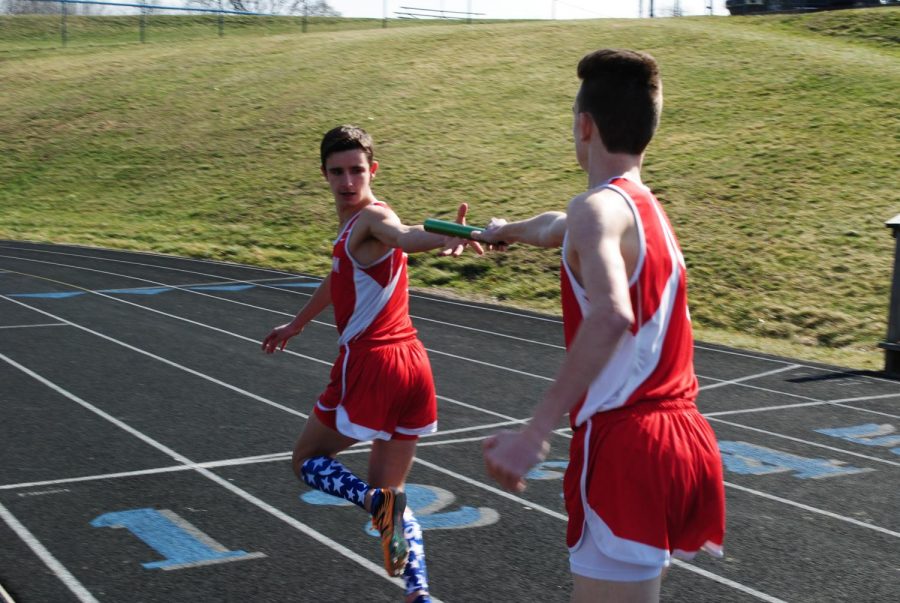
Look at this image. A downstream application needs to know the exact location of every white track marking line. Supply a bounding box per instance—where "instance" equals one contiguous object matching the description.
[0,257,559,382]
[0,503,100,603]
[830,403,900,419]
[412,457,566,520]
[6,255,893,415]
[3,289,534,446]
[3,246,565,344]
[4,244,898,390]
[0,581,15,603]
[7,244,894,390]
[0,296,311,419]
[694,343,900,387]
[426,347,553,380]
[0,354,437,599]
[0,424,524,492]
[698,365,800,391]
[3,252,895,399]
[0,323,67,330]
[723,482,900,538]
[705,392,900,418]
[4,276,894,494]
[1,247,315,292]
[1,255,883,584]
[435,395,520,421]
[4,276,894,488]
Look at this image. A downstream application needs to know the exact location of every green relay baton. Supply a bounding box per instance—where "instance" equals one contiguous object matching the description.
[423,218,482,240]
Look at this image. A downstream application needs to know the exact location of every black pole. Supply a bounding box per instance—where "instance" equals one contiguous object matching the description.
[383,0,387,28]
[218,0,224,37]
[879,214,900,377]
[302,0,308,32]
[139,7,146,43]
[650,0,654,18]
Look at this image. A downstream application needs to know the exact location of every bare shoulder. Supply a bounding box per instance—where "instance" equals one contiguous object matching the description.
[358,202,397,223]
[566,188,632,239]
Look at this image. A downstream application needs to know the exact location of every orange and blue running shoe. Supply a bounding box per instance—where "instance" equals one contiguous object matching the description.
[370,488,408,577]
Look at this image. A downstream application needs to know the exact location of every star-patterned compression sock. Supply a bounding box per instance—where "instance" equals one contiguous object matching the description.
[402,508,429,599]
[300,455,370,510]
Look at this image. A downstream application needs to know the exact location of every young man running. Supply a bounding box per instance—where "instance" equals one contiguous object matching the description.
[262,125,480,603]
[477,49,726,602]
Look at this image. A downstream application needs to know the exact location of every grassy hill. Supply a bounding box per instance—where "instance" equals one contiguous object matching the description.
[1,8,898,369]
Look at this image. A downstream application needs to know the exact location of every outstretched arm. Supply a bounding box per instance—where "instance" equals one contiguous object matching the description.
[368,203,484,256]
[261,273,332,353]
[475,211,567,249]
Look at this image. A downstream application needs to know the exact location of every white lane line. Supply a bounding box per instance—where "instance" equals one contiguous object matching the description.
[410,313,564,349]
[0,354,429,599]
[5,274,894,499]
[830,403,900,420]
[666,561,787,603]
[4,245,897,392]
[436,394,520,421]
[0,422,523,493]
[7,257,890,418]
[698,365,800,391]
[0,582,15,603]
[3,289,537,450]
[0,503,100,603]
[5,275,894,486]
[412,457,567,520]
[723,482,900,538]
[0,247,312,292]
[3,247,564,345]
[706,417,900,468]
[427,347,553,381]
[0,323,68,330]
[0,297,312,420]
[705,392,900,418]
[4,253,895,407]
[411,457,786,602]
[0,257,558,382]
[694,343,900,387]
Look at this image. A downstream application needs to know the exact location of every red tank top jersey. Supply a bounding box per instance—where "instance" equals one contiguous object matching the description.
[561,176,698,427]
[330,201,417,347]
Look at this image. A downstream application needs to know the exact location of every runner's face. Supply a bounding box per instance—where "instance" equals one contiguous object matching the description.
[322,149,378,208]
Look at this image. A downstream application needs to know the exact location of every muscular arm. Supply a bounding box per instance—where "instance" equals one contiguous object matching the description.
[483,191,635,491]
[478,211,567,248]
[525,196,634,438]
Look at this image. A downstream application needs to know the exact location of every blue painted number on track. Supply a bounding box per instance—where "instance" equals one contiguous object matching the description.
[301,483,499,532]
[718,441,871,479]
[815,423,900,456]
[91,508,265,570]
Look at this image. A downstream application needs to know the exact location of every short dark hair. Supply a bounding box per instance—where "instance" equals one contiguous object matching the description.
[320,125,374,168]
[576,49,662,155]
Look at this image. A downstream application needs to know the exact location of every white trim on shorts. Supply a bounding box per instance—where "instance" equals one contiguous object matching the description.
[569,520,664,583]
